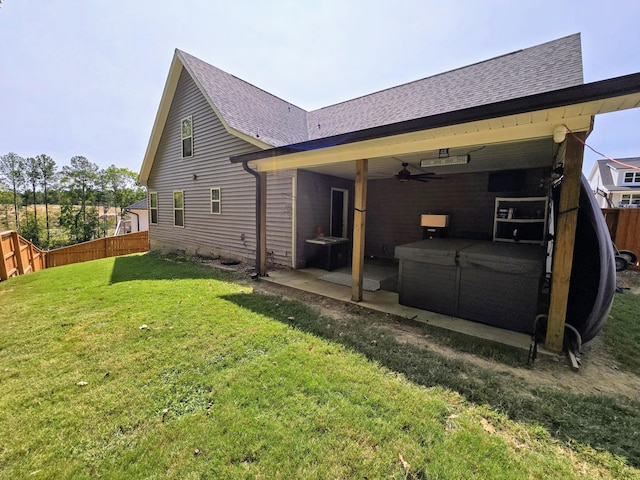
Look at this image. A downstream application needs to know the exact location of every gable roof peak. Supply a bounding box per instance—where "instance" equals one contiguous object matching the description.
[176,49,310,147]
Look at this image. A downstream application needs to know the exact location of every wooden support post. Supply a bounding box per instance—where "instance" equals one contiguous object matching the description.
[11,231,25,275]
[545,131,586,352]
[351,159,368,302]
[259,172,267,276]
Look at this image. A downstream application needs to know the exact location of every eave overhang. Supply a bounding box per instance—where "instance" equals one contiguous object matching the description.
[230,72,640,173]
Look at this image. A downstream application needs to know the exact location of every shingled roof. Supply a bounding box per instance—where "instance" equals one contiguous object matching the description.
[180,34,582,146]
[308,34,583,139]
[140,34,584,183]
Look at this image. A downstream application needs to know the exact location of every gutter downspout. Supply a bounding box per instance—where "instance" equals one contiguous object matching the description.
[127,209,140,233]
[242,161,264,276]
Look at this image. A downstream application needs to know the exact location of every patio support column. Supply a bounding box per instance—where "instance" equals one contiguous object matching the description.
[545,131,586,352]
[351,159,368,302]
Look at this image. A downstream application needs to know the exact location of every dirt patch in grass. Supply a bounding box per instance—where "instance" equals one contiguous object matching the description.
[190,254,640,400]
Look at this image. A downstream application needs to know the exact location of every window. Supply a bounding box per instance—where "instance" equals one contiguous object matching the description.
[620,194,640,206]
[623,171,640,184]
[181,116,193,158]
[210,188,221,214]
[149,192,158,224]
[173,191,184,226]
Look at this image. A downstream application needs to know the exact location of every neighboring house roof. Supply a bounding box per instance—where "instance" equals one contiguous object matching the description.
[593,158,640,192]
[139,34,583,184]
[126,198,148,210]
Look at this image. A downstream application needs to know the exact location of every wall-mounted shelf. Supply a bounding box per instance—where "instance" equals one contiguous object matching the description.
[493,197,548,245]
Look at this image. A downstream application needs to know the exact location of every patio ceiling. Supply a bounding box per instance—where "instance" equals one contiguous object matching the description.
[301,137,557,180]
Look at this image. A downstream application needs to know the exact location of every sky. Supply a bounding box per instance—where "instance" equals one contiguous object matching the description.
[1,0,639,177]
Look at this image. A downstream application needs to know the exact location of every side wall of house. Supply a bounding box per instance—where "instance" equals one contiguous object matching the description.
[365,168,548,258]
[147,67,293,266]
[295,170,353,268]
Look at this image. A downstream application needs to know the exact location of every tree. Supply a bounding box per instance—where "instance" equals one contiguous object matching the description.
[0,152,25,231]
[24,157,43,243]
[103,166,143,215]
[0,185,12,229]
[61,156,99,242]
[36,154,57,247]
[58,201,99,244]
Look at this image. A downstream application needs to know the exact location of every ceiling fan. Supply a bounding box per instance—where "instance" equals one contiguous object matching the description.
[396,163,443,183]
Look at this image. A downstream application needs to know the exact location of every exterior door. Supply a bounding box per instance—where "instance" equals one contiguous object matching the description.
[330,188,348,238]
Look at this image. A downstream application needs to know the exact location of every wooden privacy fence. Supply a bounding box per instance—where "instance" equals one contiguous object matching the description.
[602,208,640,263]
[0,231,47,281]
[0,231,149,281]
[46,231,149,268]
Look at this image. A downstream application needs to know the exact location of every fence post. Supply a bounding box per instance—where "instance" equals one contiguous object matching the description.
[27,242,35,273]
[11,231,25,275]
[0,233,8,281]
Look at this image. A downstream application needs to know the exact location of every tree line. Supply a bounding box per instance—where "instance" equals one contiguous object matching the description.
[0,152,145,249]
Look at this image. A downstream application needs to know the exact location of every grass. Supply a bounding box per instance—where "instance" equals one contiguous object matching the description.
[604,291,640,374]
[0,253,638,479]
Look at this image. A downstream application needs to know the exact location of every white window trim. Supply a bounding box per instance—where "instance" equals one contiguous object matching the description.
[620,193,640,205]
[173,190,185,227]
[623,171,640,184]
[210,187,221,214]
[181,116,193,158]
[149,192,158,225]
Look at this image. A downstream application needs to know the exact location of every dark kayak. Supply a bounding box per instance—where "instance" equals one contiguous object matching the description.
[559,174,616,344]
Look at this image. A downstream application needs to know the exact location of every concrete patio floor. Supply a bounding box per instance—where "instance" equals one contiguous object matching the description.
[262,266,544,354]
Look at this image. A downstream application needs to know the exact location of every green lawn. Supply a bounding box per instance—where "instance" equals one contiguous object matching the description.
[605,290,640,375]
[0,253,638,479]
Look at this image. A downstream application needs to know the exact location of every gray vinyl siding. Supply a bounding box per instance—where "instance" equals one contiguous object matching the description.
[295,170,353,268]
[147,67,293,266]
[365,168,548,258]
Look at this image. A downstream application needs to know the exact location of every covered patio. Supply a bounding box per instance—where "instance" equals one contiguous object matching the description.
[262,263,535,352]
[231,72,640,353]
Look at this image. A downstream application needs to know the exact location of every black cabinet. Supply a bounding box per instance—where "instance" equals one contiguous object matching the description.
[305,238,349,271]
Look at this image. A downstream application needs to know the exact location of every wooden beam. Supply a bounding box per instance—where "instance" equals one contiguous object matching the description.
[259,172,267,276]
[351,159,368,302]
[545,131,586,352]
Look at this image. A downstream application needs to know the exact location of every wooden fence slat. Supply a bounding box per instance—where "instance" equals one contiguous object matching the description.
[602,208,640,266]
[1,231,146,281]
[46,231,149,268]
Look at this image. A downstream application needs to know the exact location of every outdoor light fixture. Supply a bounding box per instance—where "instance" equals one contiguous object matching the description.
[420,154,470,168]
[553,125,567,143]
